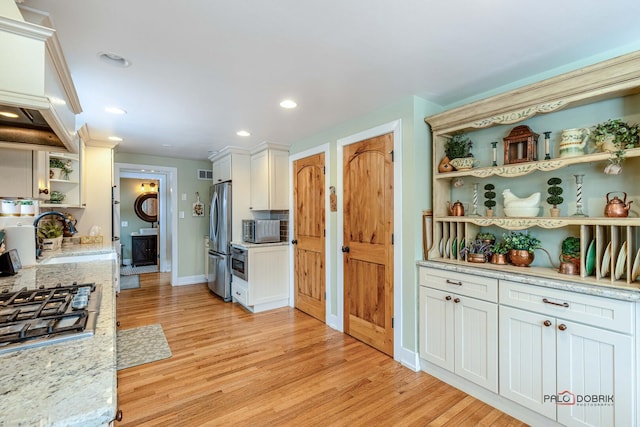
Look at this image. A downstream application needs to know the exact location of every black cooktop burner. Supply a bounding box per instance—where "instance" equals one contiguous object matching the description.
[0,282,101,353]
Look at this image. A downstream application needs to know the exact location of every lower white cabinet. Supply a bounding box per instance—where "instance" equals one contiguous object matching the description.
[499,281,634,427]
[419,268,498,392]
[231,244,289,313]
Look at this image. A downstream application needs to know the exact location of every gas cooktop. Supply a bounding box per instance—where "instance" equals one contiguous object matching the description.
[0,282,101,354]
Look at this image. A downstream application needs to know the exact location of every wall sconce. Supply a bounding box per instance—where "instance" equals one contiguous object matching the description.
[149,182,156,192]
[140,183,146,193]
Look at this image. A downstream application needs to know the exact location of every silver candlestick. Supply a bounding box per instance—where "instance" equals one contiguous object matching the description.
[470,183,481,216]
[572,174,587,217]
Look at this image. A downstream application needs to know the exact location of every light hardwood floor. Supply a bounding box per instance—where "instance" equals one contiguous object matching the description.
[116,273,527,427]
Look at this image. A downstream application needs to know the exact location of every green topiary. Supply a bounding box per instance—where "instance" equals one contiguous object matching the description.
[484,183,496,209]
[546,177,563,208]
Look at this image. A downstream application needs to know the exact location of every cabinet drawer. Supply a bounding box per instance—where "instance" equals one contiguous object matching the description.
[231,281,248,306]
[419,267,497,303]
[499,280,634,333]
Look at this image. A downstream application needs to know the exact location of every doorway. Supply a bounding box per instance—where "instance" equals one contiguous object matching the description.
[114,163,178,286]
[337,120,402,359]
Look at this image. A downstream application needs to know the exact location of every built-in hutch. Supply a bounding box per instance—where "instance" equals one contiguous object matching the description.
[420,51,640,427]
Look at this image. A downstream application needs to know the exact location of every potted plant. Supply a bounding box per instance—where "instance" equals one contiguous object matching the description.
[559,236,580,275]
[49,158,65,180]
[37,218,64,251]
[18,199,36,216]
[592,119,640,174]
[546,177,563,217]
[49,190,65,204]
[445,132,474,170]
[489,241,509,265]
[476,232,496,245]
[503,231,541,267]
[460,239,492,263]
[484,183,496,217]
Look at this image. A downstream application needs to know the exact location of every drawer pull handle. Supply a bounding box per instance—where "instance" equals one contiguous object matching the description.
[445,295,452,301]
[446,279,463,286]
[453,298,461,304]
[543,298,569,308]
[543,320,552,327]
[558,324,567,331]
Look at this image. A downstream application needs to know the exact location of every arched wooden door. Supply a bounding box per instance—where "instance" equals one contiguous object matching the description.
[293,153,326,322]
[342,132,394,356]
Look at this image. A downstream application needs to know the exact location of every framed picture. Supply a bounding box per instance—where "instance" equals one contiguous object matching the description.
[192,193,205,217]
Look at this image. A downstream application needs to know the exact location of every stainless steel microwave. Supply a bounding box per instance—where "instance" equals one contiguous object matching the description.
[242,219,280,243]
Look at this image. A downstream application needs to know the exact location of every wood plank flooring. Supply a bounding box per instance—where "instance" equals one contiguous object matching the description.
[116,273,527,427]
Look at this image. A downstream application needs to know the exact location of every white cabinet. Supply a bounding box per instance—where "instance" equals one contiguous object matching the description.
[499,280,634,427]
[41,146,84,208]
[0,148,34,198]
[211,154,231,183]
[250,143,289,211]
[209,148,251,242]
[418,267,498,392]
[231,244,289,312]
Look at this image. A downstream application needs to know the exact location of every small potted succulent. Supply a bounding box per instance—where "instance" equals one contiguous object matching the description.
[37,218,64,251]
[503,231,542,267]
[559,236,580,275]
[49,190,65,204]
[489,241,509,265]
[546,177,563,217]
[592,118,640,174]
[460,239,493,263]
[484,183,496,217]
[476,232,496,245]
[49,158,73,180]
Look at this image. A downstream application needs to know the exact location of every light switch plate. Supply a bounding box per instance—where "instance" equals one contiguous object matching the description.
[179,211,185,218]
[121,221,128,227]
[181,193,187,201]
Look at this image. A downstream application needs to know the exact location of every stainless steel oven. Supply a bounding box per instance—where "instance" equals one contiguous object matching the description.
[230,245,248,281]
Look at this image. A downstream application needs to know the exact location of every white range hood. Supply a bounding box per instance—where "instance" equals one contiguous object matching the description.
[0,0,81,153]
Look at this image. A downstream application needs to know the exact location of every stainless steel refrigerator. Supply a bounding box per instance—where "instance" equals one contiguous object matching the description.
[207,181,232,301]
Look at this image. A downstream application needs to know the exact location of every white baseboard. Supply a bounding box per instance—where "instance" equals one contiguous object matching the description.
[397,347,420,372]
[173,274,206,286]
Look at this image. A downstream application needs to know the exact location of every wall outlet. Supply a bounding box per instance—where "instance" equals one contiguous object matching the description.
[121,221,128,227]
[181,193,187,201]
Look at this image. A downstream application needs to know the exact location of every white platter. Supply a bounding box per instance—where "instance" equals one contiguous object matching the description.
[601,241,612,277]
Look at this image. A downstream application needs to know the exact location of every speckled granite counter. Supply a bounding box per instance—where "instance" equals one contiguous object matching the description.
[418,260,640,302]
[0,243,118,427]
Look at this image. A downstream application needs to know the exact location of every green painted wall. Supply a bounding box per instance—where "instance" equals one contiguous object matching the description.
[290,95,441,353]
[114,153,212,279]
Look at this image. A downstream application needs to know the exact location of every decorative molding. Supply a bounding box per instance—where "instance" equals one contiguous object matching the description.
[472,101,566,128]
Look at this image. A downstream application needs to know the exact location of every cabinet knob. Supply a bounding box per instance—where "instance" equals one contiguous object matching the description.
[453,298,461,303]
[445,279,463,286]
[558,324,567,331]
[445,295,452,301]
[543,320,552,327]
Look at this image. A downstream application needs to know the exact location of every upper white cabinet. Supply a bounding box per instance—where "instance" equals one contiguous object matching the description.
[250,142,289,211]
[37,137,85,208]
[0,148,35,198]
[211,154,231,183]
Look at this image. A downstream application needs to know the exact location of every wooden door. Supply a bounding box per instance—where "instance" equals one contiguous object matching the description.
[293,153,326,322]
[343,132,394,356]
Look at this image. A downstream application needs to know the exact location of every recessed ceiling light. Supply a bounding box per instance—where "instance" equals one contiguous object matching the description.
[105,107,127,115]
[98,52,131,68]
[0,111,19,118]
[236,130,251,137]
[280,99,297,109]
[108,136,123,142]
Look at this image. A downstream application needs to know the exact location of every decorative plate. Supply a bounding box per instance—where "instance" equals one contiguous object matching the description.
[615,241,627,280]
[601,242,612,277]
[585,239,596,276]
[452,238,457,258]
[632,248,640,281]
[445,238,451,257]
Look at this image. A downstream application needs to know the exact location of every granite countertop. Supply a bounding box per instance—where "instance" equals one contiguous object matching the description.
[0,243,118,427]
[418,260,640,302]
[230,240,289,249]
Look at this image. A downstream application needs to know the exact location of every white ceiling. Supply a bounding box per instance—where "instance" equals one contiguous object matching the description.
[19,0,640,160]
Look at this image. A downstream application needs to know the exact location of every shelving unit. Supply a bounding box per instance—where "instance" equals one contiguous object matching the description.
[425,50,640,289]
[40,146,85,209]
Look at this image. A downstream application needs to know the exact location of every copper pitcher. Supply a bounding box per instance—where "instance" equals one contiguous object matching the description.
[448,200,465,216]
[604,192,632,217]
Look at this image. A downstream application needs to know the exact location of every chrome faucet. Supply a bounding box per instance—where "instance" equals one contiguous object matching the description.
[33,211,78,258]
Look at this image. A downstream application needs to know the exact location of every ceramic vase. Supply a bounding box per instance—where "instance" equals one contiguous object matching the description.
[438,156,453,173]
[550,207,560,217]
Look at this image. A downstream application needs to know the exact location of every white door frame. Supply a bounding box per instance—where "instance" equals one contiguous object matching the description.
[288,144,335,327]
[114,162,179,286]
[336,119,403,360]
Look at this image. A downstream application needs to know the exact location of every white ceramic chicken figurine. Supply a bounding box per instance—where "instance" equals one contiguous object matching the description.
[502,189,541,208]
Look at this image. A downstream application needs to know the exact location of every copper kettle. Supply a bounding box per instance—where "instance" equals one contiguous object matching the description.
[604,192,632,217]
[448,200,465,216]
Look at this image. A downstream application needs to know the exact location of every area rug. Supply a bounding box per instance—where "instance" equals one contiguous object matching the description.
[120,275,140,290]
[116,324,172,370]
[120,264,159,275]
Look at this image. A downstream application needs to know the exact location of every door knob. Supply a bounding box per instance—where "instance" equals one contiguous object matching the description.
[341,246,350,253]
[291,239,298,245]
